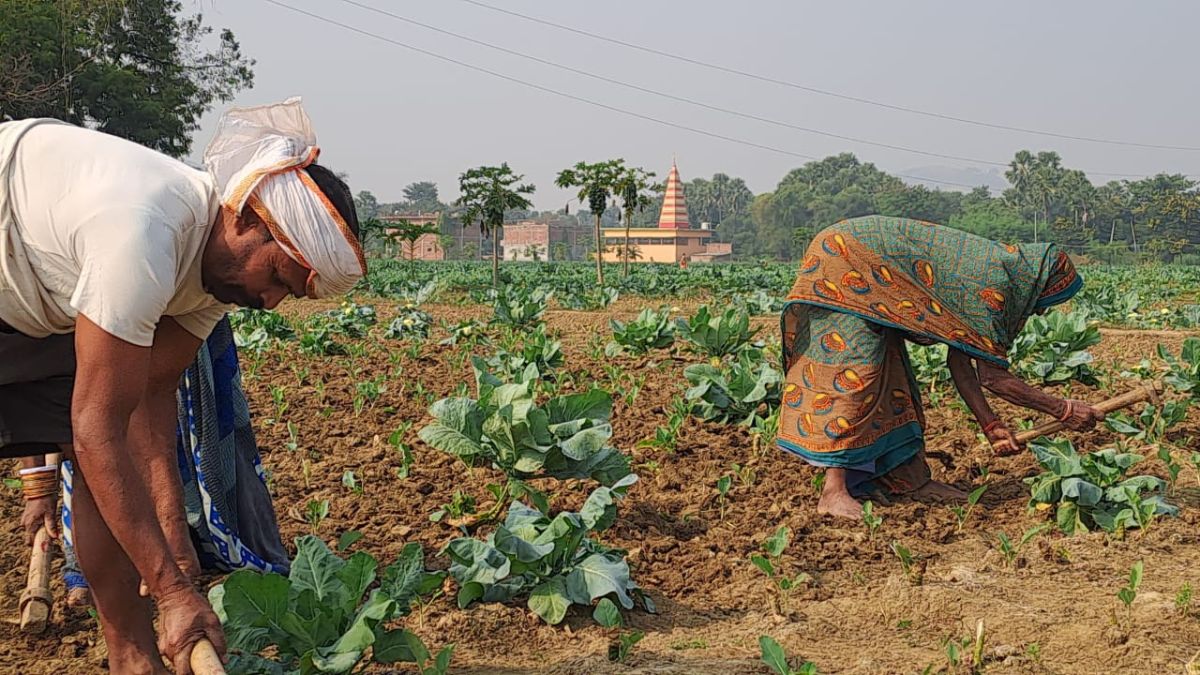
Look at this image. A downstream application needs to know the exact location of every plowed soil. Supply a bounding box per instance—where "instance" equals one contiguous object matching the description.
[2,298,1199,674]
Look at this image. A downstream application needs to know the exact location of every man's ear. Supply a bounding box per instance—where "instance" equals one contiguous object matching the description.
[233,207,266,236]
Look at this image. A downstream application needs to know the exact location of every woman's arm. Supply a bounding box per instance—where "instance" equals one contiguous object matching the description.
[975,360,1103,431]
[18,454,59,545]
[947,348,1022,455]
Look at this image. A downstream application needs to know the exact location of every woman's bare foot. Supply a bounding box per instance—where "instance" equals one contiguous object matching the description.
[67,586,93,608]
[817,490,863,519]
[816,468,864,519]
[912,480,967,503]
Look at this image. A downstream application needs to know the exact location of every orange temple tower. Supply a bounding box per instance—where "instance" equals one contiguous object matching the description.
[601,158,731,264]
[657,160,690,230]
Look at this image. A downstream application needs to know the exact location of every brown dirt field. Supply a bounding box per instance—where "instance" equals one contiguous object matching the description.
[2,299,1199,674]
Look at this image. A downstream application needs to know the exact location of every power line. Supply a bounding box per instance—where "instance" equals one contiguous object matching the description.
[459,0,1200,153]
[261,0,985,189]
[338,0,1160,180]
[336,0,1010,170]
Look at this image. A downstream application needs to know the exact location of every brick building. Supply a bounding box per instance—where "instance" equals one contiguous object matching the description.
[380,212,492,261]
[501,216,592,261]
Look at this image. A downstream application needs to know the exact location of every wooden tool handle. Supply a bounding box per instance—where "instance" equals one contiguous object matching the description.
[1013,381,1162,444]
[191,638,225,675]
[19,526,54,634]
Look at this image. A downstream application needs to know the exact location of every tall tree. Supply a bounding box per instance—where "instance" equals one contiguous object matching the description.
[1,0,254,157]
[611,165,659,278]
[354,190,379,222]
[403,181,441,212]
[456,164,535,287]
[556,160,623,285]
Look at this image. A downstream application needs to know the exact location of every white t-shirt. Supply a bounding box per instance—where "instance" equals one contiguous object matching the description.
[0,119,230,347]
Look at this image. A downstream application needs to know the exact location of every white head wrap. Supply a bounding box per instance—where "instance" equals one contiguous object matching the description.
[203,97,366,299]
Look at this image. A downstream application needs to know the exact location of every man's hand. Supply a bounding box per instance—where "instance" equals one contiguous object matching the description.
[985,423,1024,456]
[21,495,59,545]
[1060,400,1104,432]
[156,585,227,675]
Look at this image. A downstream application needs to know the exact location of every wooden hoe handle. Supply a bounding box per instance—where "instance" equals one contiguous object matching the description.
[191,638,226,675]
[19,526,54,634]
[1013,380,1163,444]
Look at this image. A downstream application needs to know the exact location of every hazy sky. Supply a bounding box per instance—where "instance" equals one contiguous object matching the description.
[188,1,1200,210]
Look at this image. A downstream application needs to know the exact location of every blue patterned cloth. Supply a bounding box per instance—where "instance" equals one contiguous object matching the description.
[60,316,290,587]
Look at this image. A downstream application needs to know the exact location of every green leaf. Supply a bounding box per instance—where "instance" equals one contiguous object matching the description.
[226,653,288,675]
[759,635,791,675]
[1030,438,1083,477]
[1061,477,1103,507]
[319,590,395,669]
[1056,502,1081,535]
[592,597,623,628]
[1128,560,1144,590]
[432,644,455,675]
[219,570,290,636]
[446,538,511,585]
[336,531,363,552]
[419,397,486,457]
[279,588,335,656]
[549,386,614,422]
[750,554,775,577]
[967,484,988,505]
[1027,472,1062,504]
[456,582,485,609]
[528,577,572,625]
[566,553,635,609]
[560,425,613,460]
[762,526,791,557]
[372,628,418,664]
[290,535,348,606]
[310,649,363,673]
[381,543,445,613]
[580,476,638,531]
[494,526,555,563]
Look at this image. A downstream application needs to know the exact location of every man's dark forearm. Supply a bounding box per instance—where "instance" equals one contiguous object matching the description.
[977,362,1067,417]
[128,386,193,566]
[71,414,190,598]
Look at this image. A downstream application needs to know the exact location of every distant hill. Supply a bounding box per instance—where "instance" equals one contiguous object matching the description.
[899,165,1009,194]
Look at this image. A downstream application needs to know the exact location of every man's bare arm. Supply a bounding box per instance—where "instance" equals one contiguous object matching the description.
[71,315,191,598]
[129,317,205,581]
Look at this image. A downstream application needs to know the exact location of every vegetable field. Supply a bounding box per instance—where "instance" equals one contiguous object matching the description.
[3,262,1200,674]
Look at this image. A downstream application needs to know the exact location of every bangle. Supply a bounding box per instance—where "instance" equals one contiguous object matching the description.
[982,420,1003,435]
[1057,401,1074,423]
[21,472,58,501]
[18,464,58,476]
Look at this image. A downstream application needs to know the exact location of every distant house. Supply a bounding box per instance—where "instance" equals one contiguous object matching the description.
[501,216,592,261]
[379,213,443,260]
[600,160,733,264]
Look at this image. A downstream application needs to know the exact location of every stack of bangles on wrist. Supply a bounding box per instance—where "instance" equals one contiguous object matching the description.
[1057,400,1075,423]
[982,420,1003,436]
[18,464,58,501]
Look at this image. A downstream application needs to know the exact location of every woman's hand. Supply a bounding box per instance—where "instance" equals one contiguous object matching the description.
[21,495,59,546]
[984,422,1024,456]
[1058,400,1104,432]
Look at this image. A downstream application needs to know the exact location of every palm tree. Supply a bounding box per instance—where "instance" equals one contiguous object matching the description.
[556,160,623,285]
[611,165,659,278]
[456,164,536,287]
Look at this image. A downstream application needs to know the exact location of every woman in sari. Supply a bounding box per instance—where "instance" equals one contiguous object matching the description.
[779,216,1104,519]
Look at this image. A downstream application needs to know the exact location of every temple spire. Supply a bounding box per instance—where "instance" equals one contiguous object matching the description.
[657,159,690,230]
